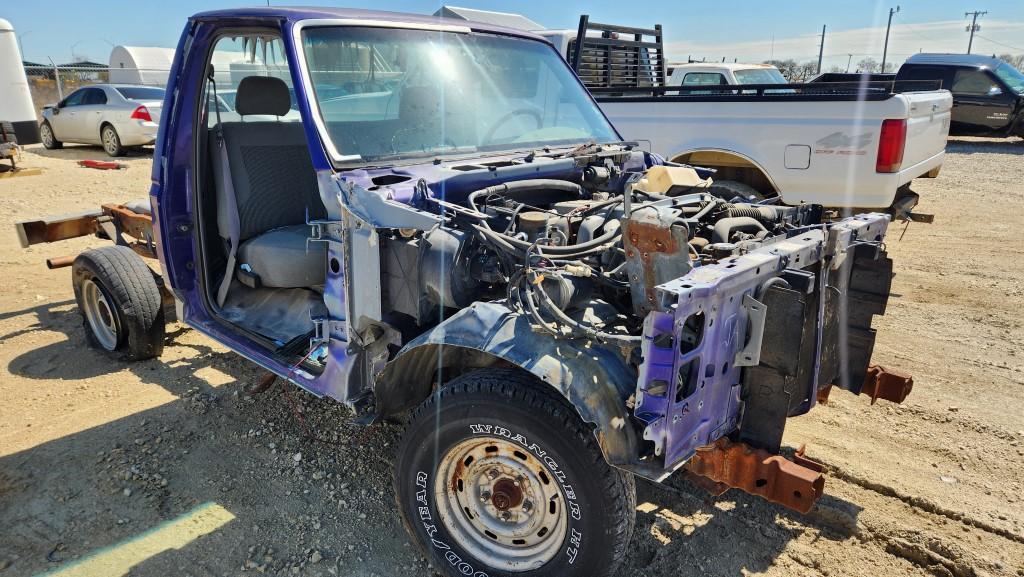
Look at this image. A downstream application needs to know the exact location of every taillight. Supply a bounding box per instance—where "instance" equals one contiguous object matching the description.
[130,106,153,122]
[876,118,906,173]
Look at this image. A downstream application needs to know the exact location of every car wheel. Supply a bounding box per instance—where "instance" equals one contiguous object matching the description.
[394,368,636,577]
[101,124,125,157]
[40,121,62,149]
[72,246,165,360]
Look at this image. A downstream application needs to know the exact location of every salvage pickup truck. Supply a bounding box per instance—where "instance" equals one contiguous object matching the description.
[532,16,953,210]
[16,7,913,577]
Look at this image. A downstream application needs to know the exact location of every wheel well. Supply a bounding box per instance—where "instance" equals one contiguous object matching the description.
[672,150,778,196]
[99,122,114,137]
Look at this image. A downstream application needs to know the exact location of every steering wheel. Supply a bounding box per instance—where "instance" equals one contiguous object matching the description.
[482,107,543,145]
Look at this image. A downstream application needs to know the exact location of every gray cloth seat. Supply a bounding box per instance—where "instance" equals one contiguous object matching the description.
[210,76,327,290]
[236,224,324,288]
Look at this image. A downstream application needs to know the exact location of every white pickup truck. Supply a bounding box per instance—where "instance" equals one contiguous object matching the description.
[531,17,953,210]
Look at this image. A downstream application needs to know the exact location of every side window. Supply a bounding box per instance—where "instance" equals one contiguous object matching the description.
[682,72,728,86]
[952,69,1002,96]
[206,35,297,126]
[62,90,87,107]
[84,88,108,105]
[898,66,948,89]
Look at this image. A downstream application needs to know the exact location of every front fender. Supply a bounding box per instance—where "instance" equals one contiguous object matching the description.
[375,302,656,477]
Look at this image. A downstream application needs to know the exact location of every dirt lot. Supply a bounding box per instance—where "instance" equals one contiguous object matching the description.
[1,139,1023,577]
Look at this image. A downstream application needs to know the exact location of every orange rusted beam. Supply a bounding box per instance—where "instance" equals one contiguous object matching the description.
[861,364,913,405]
[685,438,825,514]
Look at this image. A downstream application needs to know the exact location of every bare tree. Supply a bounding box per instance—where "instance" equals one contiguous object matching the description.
[764,59,799,80]
[857,57,879,73]
[997,53,1024,69]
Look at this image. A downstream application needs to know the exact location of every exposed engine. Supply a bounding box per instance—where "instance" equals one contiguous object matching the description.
[377,148,825,345]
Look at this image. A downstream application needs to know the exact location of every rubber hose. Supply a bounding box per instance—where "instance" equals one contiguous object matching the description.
[711,217,767,244]
[468,179,583,213]
[725,206,779,222]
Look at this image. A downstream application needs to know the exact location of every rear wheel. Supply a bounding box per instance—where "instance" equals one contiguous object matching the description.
[394,368,635,577]
[101,124,125,157]
[40,121,62,149]
[72,246,164,360]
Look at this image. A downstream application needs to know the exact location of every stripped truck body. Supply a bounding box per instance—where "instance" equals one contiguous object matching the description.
[15,7,911,577]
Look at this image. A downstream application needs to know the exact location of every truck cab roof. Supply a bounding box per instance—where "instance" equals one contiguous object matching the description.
[904,53,1004,70]
[190,6,547,42]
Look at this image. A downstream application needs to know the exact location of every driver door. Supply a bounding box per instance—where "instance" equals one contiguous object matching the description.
[51,88,88,141]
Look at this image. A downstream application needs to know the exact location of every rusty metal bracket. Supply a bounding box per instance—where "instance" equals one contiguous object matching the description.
[861,364,913,404]
[685,438,825,514]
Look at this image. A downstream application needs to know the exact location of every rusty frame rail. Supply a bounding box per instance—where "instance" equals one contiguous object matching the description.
[685,438,825,514]
[14,203,156,266]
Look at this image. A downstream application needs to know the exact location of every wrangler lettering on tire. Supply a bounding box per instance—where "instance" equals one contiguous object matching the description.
[394,369,635,577]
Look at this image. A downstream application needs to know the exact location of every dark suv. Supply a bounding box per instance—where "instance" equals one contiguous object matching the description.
[896,53,1024,138]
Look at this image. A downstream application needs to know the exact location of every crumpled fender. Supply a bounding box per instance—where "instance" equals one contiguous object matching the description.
[375,301,645,473]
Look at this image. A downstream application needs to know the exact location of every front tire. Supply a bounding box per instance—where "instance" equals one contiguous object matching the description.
[101,124,125,157]
[40,121,62,149]
[394,369,635,577]
[72,246,164,360]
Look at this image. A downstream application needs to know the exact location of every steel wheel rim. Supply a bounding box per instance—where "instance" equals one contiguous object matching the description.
[41,124,53,147]
[434,437,569,572]
[103,128,117,155]
[82,278,119,350]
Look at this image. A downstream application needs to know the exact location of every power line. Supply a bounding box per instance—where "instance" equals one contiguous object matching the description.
[974,34,1024,52]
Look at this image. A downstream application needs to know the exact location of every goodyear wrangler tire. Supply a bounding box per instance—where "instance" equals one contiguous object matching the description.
[72,246,164,360]
[394,368,635,577]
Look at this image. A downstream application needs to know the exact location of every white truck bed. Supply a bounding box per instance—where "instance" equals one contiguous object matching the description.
[599,89,952,208]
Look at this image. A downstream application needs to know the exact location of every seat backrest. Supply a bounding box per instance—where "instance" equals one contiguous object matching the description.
[210,76,326,243]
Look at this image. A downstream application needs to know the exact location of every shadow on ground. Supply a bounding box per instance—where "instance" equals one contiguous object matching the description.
[946,137,1024,155]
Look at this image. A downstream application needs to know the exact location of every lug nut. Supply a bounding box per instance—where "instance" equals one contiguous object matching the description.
[500,511,512,522]
[480,491,491,502]
[521,500,533,512]
[487,469,499,480]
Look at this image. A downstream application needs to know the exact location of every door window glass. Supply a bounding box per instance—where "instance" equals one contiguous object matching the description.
[62,90,87,107]
[83,88,108,105]
[952,69,1002,96]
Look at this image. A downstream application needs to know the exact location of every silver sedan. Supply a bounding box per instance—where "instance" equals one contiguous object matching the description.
[39,84,164,157]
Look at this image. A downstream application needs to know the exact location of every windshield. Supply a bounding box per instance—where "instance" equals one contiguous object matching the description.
[300,27,619,164]
[994,63,1024,95]
[114,86,166,101]
[733,68,788,85]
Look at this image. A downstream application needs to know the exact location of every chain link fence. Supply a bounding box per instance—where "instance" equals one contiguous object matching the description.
[23,65,171,119]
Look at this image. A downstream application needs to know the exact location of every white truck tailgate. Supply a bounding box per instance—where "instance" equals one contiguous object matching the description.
[900,90,952,172]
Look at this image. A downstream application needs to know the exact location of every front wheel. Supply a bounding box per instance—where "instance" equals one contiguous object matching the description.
[394,369,635,577]
[40,121,62,149]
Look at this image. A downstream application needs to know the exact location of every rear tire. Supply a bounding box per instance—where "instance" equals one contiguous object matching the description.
[706,179,764,202]
[40,121,62,149]
[101,124,125,157]
[72,246,164,360]
[394,368,635,577]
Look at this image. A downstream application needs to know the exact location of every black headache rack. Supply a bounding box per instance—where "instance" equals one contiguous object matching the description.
[570,15,668,90]
[588,81,924,103]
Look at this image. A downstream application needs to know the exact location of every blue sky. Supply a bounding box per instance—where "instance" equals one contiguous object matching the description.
[7,0,1024,67]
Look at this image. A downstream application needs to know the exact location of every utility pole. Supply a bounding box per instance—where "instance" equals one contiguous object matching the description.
[964,11,987,54]
[846,53,854,73]
[881,5,899,73]
[817,25,826,74]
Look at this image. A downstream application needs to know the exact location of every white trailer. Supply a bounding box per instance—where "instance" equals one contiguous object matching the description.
[0,18,41,144]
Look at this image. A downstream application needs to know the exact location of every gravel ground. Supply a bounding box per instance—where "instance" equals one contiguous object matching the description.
[0,138,1022,577]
